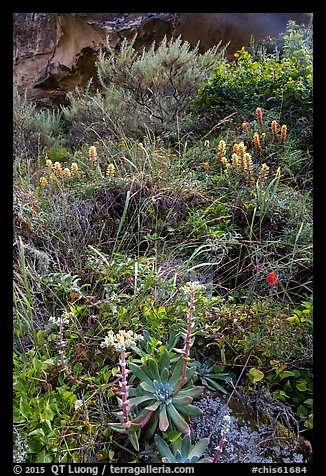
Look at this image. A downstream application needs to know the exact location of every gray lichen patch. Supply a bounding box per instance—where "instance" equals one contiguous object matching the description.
[191,393,312,463]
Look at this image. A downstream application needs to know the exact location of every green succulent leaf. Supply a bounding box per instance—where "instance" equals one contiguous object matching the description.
[140,381,155,393]
[174,403,203,417]
[172,395,193,406]
[159,350,170,374]
[161,366,170,383]
[166,403,190,434]
[148,358,160,381]
[128,430,140,451]
[168,358,183,389]
[145,400,162,412]
[129,362,154,387]
[155,434,174,462]
[177,385,204,399]
[188,437,210,458]
[127,395,155,408]
[159,404,170,432]
[181,433,191,458]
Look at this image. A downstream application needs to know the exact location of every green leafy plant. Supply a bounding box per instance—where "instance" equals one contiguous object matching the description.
[128,349,204,438]
[154,433,212,463]
[194,359,231,394]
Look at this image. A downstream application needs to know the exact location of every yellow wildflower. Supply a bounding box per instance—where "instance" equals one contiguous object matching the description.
[71,162,78,174]
[88,146,97,164]
[39,176,48,187]
[63,168,71,178]
[106,163,115,177]
[53,161,62,173]
[45,159,53,168]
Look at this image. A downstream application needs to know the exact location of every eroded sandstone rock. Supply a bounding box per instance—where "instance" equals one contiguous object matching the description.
[13,12,312,104]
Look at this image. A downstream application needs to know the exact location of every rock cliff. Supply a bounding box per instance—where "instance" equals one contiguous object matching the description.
[13,12,312,104]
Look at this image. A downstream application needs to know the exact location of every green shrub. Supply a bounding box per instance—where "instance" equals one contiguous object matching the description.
[193,21,313,140]
[13,86,63,169]
[62,35,226,142]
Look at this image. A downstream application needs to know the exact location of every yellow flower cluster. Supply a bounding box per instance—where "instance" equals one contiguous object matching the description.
[219,139,275,189]
[100,329,143,352]
[258,163,270,187]
[43,158,81,187]
[88,146,97,164]
[106,163,115,177]
[39,176,48,187]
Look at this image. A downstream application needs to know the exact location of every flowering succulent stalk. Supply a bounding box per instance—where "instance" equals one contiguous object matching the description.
[203,161,210,171]
[45,159,53,168]
[49,311,93,389]
[100,330,143,428]
[172,282,205,397]
[212,414,231,463]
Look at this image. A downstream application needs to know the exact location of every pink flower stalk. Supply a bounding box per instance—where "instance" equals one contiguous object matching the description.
[212,432,226,463]
[172,288,195,396]
[118,351,130,425]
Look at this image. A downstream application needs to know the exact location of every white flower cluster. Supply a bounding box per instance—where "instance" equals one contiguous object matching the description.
[100,329,143,352]
[49,310,73,327]
[180,281,206,294]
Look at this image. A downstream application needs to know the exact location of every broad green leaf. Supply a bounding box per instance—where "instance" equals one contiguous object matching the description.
[189,438,210,458]
[154,434,174,462]
[181,433,191,458]
[279,371,296,380]
[147,358,160,381]
[172,395,192,406]
[127,395,154,408]
[168,359,183,389]
[129,362,154,387]
[167,404,190,434]
[159,405,169,432]
[177,385,204,399]
[145,401,162,412]
[174,403,203,417]
[128,431,140,451]
[248,368,264,384]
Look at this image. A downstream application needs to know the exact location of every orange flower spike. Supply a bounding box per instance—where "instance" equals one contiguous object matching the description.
[256,107,263,125]
[280,124,287,143]
[203,162,210,170]
[242,122,249,132]
[253,132,261,150]
[271,120,278,141]
[233,143,240,155]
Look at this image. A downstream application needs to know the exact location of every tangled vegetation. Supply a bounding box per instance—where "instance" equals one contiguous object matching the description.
[13,20,313,464]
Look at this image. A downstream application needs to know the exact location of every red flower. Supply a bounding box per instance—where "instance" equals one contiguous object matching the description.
[267,272,278,288]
